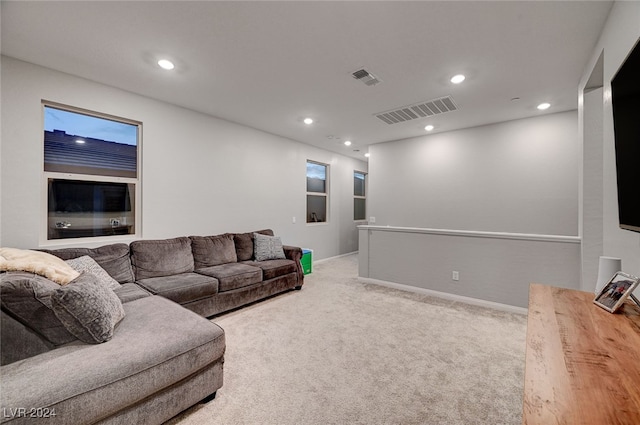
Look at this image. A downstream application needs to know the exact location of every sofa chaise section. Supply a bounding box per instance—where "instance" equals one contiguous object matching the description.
[0,295,224,425]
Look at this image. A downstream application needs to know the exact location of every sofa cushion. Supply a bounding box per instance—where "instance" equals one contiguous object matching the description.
[114,283,152,303]
[51,272,126,344]
[233,229,274,261]
[196,263,262,292]
[253,233,286,261]
[0,271,76,345]
[0,248,79,285]
[136,272,219,304]
[66,255,121,290]
[190,234,237,268]
[0,295,225,425]
[40,243,135,283]
[130,237,194,280]
[241,259,297,281]
[1,309,55,365]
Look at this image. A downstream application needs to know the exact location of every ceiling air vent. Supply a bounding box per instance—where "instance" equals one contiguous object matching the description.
[352,68,381,86]
[374,96,458,125]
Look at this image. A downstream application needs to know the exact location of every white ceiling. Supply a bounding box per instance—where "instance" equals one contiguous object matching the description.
[1,1,613,160]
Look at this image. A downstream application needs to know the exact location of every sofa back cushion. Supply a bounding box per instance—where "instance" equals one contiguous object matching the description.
[233,229,274,261]
[190,234,237,269]
[0,271,76,345]
[130,237,194,280]
[40,243,134,284]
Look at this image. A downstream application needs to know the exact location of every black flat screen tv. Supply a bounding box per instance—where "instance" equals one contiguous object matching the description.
[611,38,640,233]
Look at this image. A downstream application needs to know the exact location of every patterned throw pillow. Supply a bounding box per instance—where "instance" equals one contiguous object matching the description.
[51,272,125,344]
[65,255,120,290]
[253,233,286,262]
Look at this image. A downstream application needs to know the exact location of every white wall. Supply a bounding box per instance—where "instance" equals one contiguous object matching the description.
[359,111,581,308]
[0,57,367,259]
[579,1,640,279]
[368,111,580,236]
[580,85,604,291]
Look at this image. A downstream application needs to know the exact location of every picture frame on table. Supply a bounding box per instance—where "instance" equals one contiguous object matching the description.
[593,271,640,313]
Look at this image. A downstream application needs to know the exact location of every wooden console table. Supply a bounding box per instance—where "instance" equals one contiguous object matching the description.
[523,284,640,424]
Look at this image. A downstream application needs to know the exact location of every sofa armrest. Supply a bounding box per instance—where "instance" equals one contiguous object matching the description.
[283,246,304,289]
[283,245,301,262]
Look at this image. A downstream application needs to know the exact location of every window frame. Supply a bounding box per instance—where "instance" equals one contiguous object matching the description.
[41,101,142,245]
[306,160,329,224]
[354,170,367,222]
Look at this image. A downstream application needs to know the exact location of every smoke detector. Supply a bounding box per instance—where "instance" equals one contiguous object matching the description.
[352,68,382,86]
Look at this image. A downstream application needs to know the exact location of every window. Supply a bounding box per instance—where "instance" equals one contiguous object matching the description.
[306,160,328,223]
[43,102,141,241]
[354,171,367,221]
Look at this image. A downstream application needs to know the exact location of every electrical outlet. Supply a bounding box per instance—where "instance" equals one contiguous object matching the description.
[452,271,459,281]
[369,216,376,223]
[292,216,296,224]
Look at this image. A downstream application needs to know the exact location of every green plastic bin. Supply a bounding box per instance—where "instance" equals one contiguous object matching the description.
[301,249,312,275]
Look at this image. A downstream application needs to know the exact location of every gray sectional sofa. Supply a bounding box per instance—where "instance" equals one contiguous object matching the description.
[0,229,304,424]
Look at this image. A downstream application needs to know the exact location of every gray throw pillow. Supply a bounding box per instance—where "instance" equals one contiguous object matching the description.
[65,256,120,290]
[234,229,274,261]
[253,233,286,261]
[51,272,125,344]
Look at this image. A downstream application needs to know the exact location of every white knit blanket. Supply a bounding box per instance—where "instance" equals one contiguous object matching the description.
[0,247,79,285]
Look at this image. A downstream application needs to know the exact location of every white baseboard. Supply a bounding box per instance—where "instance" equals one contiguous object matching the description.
[314,251,358,264]
[358,277,528,315]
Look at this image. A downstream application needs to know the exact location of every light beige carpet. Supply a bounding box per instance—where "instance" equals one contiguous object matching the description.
[168,254,527,425]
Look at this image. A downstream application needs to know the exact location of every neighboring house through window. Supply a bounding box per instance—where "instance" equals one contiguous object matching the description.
[43,102,141,241]
[354,171,367,221]
[306,160,328,223]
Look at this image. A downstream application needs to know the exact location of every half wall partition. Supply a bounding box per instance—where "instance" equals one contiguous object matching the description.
[358,226,581,310]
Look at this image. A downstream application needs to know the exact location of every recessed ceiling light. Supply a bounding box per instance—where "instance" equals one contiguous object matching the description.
[303,118,313,125]
[537,102,551,110]
[364,153,370,158]
[157,59,175,70]
[75,139,85,144]
[344,140,352,146]
[424,125,434,132]
[450,74,465,84]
